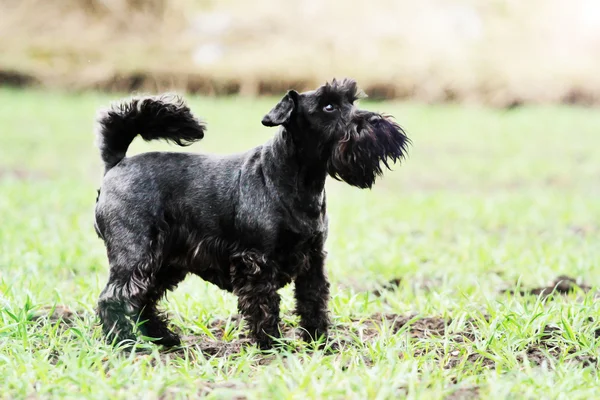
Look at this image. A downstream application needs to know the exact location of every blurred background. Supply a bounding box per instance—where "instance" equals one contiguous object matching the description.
[2,0,600,106]
[2,4,600,396]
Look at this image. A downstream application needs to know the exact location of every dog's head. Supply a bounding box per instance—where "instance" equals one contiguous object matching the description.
[262,78,410,188]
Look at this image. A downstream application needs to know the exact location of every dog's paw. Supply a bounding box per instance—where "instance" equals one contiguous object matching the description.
[321,339,339,354]
[157,336,182,348]
[105,330,138,348]
[256,338,274,351]
[149,332,181,348]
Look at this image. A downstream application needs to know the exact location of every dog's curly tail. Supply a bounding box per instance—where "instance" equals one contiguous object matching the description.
[95,94,206,173]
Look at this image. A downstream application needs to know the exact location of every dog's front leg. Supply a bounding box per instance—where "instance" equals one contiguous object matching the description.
[294,250,331,343]
[231,258,281,349]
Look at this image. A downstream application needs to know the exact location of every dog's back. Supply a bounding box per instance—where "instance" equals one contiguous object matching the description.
[94,94,240,250]
[95,150,247,239]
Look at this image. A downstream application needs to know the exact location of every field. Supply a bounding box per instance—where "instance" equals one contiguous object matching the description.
[3,0,600,106]
[1,87,599,399]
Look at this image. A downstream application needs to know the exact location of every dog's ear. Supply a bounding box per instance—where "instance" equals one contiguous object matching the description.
[261,90,299,127]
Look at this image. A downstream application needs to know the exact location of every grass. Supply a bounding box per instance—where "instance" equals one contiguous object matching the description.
[1,87,600,399]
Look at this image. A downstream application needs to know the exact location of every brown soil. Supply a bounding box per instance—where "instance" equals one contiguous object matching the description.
[371,278,403,296]
[160,313,454,360]
[359,313,449,338]
[568,225,599,237]
[367,276,439,297]
[445,387,480,400]
[0,70,38,87]
[514,323,597,367]
[197,382,248,400]
[173,313,485,367]
[516,345,597,368]
[33,302,597,370]
[155,380,248,399]
[30,305,82,326]
[505,275,592,297]
[164,310,598,370]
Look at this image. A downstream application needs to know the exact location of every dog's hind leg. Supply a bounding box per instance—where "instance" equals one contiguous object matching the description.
[97,224,163,346]
[97,264,150,346]
[134,268,187,347]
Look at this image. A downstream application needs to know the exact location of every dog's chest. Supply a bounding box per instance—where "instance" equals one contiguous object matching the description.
[271,221,325,276]
[267,243,313,287]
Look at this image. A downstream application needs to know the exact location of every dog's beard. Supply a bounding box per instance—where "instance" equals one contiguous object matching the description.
[327,116,410,189]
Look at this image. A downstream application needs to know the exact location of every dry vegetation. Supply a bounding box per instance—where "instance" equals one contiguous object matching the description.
[2,0,600,105]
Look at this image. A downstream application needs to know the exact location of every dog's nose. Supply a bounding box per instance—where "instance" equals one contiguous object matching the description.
[368,114,382,123]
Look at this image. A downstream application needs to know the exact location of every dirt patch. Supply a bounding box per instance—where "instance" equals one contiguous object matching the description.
[164,316,300,359]
[514,344,596,367]
[184,337,250,358]
[371,277,439,296]
[515,324,597,368]
[0,70,38,87]
[198,381,248,399]
[343,276,438,297]
[161,313,454,360]
[539,324,562,342]
[565,352,597,367]
[518,346,559,366]
[444,351,495,370]
[568,225,599,237]
[445,387,480,400]
[353,313,498,369]
[504,275,592,298]
[372,278,403,297]
[153,311,597,371]
[157,381,248,400]
[385,314,448,338]
[30,305,83,326]
[174,313,494,368]
[347,313,450,343]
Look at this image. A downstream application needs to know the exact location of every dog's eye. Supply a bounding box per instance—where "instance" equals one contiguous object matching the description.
[323,104,336,112]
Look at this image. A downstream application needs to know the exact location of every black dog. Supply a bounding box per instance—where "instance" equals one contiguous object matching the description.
[94,79,409,349]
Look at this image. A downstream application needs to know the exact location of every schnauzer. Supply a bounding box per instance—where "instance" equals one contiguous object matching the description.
[94,79,409,349]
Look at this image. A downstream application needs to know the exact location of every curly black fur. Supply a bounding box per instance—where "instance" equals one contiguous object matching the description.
[327,114,410,188]
[94,79,410,349]
[95,94,206,172]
